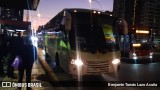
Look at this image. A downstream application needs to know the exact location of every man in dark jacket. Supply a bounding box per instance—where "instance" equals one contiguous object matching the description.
[0,33,8,76]
[7,35,16,78]
[0,34,5,76]
[17,36,37,90]
[7,32,24,78]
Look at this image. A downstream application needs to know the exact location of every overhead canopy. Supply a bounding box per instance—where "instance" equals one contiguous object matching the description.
[0,0,40,10]
[0,20,31,30]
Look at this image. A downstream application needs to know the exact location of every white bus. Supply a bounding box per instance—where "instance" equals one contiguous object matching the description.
[39,8,121,76]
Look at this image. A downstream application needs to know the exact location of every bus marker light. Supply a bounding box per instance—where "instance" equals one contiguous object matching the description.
[71,59,83,66]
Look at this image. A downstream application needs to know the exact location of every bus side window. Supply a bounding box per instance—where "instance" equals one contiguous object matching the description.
[58,31,69,49]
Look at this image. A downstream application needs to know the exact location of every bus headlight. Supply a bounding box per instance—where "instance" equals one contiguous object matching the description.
[132,53,137,59]
[71,59,83,66]
[150,52,153,56]
[112,59,120,64]
[150,52,153,58]
[133,53,136,56]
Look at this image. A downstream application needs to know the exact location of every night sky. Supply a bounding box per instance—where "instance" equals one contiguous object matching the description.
[25,0,113,30]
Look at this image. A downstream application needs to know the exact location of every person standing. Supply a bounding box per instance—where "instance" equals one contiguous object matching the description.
[15,32,24,55]
[7,32,24,78]
[17,36,37,90]
[0,31,8,77]
[0,34,5,76]
[7,35,16,78]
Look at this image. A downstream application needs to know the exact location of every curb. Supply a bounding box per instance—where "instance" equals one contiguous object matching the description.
[37,48,58,81]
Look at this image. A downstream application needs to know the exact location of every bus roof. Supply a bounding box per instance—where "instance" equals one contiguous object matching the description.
[63,8,112,16]
[44,8,117,32]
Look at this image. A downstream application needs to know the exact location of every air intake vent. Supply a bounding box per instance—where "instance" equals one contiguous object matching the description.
[86,61,109,74]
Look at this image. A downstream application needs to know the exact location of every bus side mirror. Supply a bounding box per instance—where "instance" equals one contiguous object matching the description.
[65,12,71,31]
[65,17,71,31]
[61,12,71,31]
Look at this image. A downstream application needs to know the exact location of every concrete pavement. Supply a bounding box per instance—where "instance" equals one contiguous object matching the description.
[0,48,54,90]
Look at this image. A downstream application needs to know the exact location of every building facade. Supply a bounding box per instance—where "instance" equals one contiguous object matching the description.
[0,7,32,35]
[0,7,24,32]
[0,7,23,21]
[113,0,160,40]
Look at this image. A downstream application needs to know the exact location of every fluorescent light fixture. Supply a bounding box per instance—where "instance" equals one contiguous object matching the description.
[136,30,149,34]
[16,29,26,32]
[7,29,15,32]
[133,43,141,47]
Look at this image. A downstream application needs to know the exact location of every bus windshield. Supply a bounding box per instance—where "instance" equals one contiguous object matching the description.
[69,12,119,53]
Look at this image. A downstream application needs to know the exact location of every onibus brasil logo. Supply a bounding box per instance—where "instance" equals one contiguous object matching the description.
[1,82,42,87]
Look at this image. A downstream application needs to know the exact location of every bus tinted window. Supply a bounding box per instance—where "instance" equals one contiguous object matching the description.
[69,12,119,53]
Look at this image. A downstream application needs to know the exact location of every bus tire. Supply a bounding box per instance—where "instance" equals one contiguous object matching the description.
[55,53,61,71]
[117,65,120,71]
[45,53,51,60]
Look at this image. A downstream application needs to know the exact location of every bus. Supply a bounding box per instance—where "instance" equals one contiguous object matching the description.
[38,8,121,76]
[119,20,153,61]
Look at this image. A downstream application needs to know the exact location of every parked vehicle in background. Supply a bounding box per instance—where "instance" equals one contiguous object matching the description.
[118,20,153,62]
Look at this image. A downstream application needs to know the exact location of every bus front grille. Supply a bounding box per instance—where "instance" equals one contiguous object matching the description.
[86,61,109,74]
